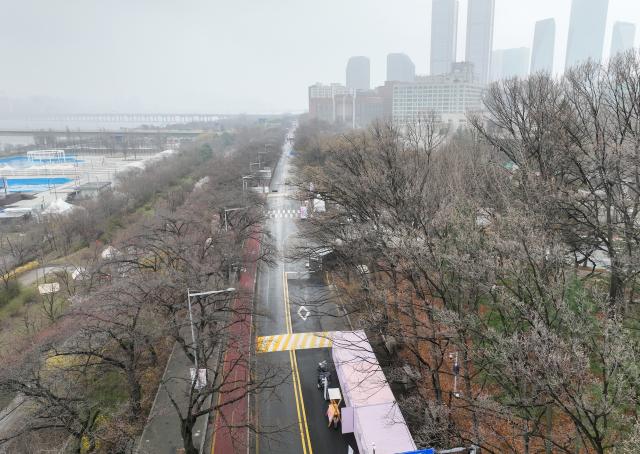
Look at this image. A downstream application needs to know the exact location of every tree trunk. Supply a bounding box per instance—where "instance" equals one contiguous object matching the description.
[545,405,553,454]
[127,367,142,418]
[182,416,199,454]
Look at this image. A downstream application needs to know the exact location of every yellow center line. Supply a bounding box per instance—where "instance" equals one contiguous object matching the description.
[290,348,307,454]
[283,271,313,454]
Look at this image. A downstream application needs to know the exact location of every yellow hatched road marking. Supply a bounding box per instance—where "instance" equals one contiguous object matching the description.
[256,332,333,353]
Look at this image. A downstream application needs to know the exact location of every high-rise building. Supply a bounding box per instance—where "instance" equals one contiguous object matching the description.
[387,53,416,82]
[346,56,371,90]
[430,0,458,75]
[565,0,609,69]
[501,48,530,79]
[610,21,636,58]
[465,0,495,84]
[531,18,556,74]
[490,49,504,82]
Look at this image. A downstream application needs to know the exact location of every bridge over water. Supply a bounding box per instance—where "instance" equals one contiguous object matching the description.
[0,113,225,124]
[0,128,208,138]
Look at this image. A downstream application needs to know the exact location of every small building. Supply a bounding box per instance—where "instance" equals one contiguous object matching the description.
[72,181,112,200]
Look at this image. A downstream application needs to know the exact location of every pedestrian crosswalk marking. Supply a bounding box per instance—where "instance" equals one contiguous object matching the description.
[256,331,333,353]
[267,209,298,219]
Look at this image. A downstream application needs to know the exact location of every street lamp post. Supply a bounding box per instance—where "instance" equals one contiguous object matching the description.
[450,351,461,398]
[257,147,268,170]
[223,206,249,232]
[186,287,236,372]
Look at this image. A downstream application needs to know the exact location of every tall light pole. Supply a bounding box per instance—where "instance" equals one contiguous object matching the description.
[186,287,235,372]
[450,351,461,398]
[223,206,249,232]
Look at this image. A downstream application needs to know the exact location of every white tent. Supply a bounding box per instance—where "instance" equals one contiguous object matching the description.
[101,246,119,260]
[71,267,89,280]
[42,199,74,215]
[125,161,146,171]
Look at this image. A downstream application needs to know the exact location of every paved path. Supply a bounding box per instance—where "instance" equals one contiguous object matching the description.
[18,265,73,286]
[136,342,209,454]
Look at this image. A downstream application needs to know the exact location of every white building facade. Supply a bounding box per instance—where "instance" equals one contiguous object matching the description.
[391,65,484,127]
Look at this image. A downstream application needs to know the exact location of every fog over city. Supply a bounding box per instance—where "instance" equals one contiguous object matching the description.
[2,0,639,113]
[4,1,640,453]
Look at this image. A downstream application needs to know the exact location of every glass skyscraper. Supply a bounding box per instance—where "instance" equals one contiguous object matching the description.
[531,18,555,74]
[610,21,636,59]
[346,56,371,91]
[430,0,458,76]
[565,0,609,69]
[465,0,495,84]
[387,53,415,82]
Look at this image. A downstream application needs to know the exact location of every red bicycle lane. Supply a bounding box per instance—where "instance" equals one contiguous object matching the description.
[210,231,260,454]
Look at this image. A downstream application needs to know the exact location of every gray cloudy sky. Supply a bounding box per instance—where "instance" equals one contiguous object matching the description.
[1,0,639,113]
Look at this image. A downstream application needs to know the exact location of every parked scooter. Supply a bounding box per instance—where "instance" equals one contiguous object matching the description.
[317,360,332,399]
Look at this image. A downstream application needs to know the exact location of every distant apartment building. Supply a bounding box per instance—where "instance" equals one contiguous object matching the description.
[308,83,385,128]
[531,18,555,74]
[354,90,386,127]
[308,83,350,123]
[391,63,485,128]
[387,53,416,82]
[346,56,371,90]
[430,0,458,76]
[565,0,609,69]
[465,0,495,84]
[610,21,636,59]
[492,47,530,80]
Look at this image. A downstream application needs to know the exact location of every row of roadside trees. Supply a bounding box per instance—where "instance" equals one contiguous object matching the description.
[293,52,640,453]
[0,123,286,453]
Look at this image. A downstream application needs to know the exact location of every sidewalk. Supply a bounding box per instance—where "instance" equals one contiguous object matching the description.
[136,342,209,454]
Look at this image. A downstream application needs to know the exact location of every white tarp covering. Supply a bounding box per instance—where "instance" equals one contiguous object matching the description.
[42,199,74,215]
[71,267,88,280]
[332,330,417,454]
[101,246,119,260]
[38,282,60,295]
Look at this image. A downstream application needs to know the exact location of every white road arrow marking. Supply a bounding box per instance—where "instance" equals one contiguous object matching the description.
[297,305,310,321]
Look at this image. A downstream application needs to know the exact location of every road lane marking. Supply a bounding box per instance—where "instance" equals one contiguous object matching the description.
[283,272,313,454]
[290,349,308,454]
[292,348,312,454]
[297,305,310,321]
[256,332,333,353]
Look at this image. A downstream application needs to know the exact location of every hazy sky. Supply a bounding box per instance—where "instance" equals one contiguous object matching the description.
[2,0,640,113]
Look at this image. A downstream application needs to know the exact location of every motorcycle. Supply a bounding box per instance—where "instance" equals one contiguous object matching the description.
[317,360,332,397]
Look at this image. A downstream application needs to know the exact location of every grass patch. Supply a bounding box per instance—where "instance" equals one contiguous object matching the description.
[89,369,129,410]
[0,283,37,321]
